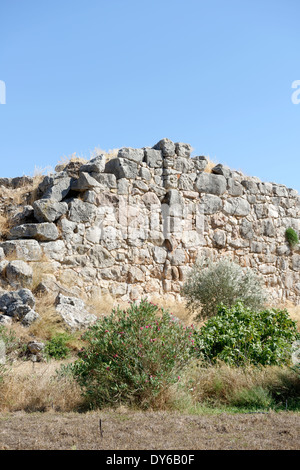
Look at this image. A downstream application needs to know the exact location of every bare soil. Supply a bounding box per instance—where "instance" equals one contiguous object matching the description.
[0,409,299,450]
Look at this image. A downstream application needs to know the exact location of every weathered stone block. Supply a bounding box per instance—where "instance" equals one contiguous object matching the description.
[33,199,68,222]
[195,173,226,195]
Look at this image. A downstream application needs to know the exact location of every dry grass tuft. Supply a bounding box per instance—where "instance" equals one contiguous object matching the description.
[0,360,83,412]
[204,156,218,173]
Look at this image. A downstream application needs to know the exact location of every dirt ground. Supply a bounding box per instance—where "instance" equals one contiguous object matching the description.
[0,409,299,450]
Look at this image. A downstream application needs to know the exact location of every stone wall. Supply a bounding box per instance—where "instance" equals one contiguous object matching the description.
[1,137,300,306]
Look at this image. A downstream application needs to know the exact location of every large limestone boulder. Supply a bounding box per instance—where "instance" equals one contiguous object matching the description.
[6,260,33,288]
[33,199,68,223]
[0,288,39,326]
[9,223,59,241]
[55,293,97,330]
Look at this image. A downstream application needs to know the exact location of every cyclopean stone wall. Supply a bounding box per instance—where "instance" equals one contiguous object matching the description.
[1,137,300,308]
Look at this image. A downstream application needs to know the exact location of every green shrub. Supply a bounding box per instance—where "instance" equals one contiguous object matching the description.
[285,227,299,249]
[229,385,274,409]
[183,258,267,319]
[64,299,197,409]
[193,302,300,366]
[44,333,72,360]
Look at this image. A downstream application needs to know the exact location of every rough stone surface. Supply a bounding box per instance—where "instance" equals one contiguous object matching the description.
[1,138,300,306]
[33,199,68,223]
[55,293,97,330]
[9,223,59,241]
[6,260,33,288]
[195,173,227,195]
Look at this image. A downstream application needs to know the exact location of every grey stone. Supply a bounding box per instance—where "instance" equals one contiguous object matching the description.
[71,172,101,192]
[0,288,35,319]
[105,158,138,179]
[139,167,152,181]
[9,223,59,241]
[6,260,33,288]
[263,219,275,237]
[163,189,183,206]
[223,198,251,216]
[195,173,227,195]
[0,315,12,326]
[92,172,117,189]
[175,142,193,158]
[163,174,178,189]
[153,138,176,157]
[40,240,66,261]
[11,205,34,225]
[89,245,115,268]
[68,199,96,223]
[169,248,188,266]
[192,156,208,172]
[39,174,72,201]
[212,164,232,179]
[144,148,163,168]
[178,174,195,191]
[27,341,45,354]
[79,154,106,173]
[240,220,254,239]
[0,240,42,261]
[173,157,194,173]
[21,310,40,327]
[55,293,97,330]
[199,194,223,214]
[117,178,129,195]
[273,184,288,197]
[33,199,68,222]
[227,178,244,196]
[241,180,259,194]
[133,180,149,192]
[152,246,167,264]
[213,230,227,247]
[118,148,144,163]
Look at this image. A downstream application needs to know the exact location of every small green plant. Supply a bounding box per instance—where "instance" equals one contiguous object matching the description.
[193,302,300,366]
[183,258,267,319]
[0,325,19,358]
[230,386,274,410]
[64,298,197,409]
[285,227,299,249]
[44,333,72,360]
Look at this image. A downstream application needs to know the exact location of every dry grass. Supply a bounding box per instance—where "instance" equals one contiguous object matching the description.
[149,295,197,326]
[177,361,300,411]
[203,156,218,173]
[0,360,83,412]
[0,409,299,450]
[86,293,129,318]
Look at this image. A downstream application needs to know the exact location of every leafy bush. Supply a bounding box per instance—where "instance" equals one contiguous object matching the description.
[65,299,197,409]
[44,333,72,360]
[285,227,299,249]
[183,258,267,319]
[193,302,300,366]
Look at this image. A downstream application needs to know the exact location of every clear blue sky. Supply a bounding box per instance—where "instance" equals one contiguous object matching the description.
[1,0,300,191]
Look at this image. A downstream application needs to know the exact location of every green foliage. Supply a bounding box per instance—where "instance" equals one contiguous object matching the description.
[183,258,267,319]
[285,227,299,248]
[193,302,300,366]
[230,386,274,410]
[0,325,19,357]
[44,333,72,360]
[64,298,197,409]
